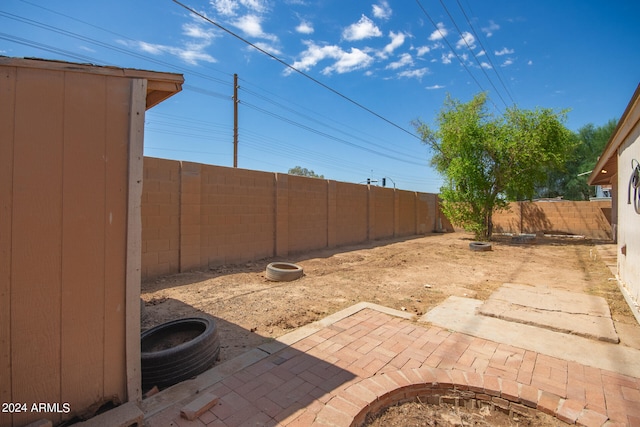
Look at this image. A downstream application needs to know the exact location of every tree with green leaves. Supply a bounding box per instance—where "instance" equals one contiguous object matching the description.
[536,119,617,200]
[413,92,574,240]
[288,166,324,179]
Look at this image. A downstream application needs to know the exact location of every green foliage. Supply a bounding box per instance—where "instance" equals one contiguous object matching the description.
[536,119,617,200]
[413,92,574,240]
[288,166,324,179]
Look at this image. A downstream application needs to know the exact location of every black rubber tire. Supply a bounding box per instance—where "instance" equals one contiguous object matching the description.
[469,242,492,251]
[265,262,304,281]
[141,316,220,390]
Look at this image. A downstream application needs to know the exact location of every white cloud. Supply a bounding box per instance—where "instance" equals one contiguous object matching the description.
[482,20,499,37]
[122,40,216,65]
[323,47,374,74]
[119,15,218,66]
[296,19,314,34]
[288,41,373,75]
[289,41,340,72]
[135,41,163,55]
[240,0,269,14]
[210,0,269,16]
[528,60,533,65]
[477,50,486,57]
[398,67,429,79]
[441,52,455,64]
[501,58,514,67]
[386,53,413,70]
[480,62,492,69]
[428,22,448,41]
[178,43,218,64]
[426,84,444,90]
[182,22,217,41]
[381,31,406,57]
[252,41,282,55]
[495,47,514,56]
[342,15,382,41]
[232,14,278,42]
[416,45,430,56]
[210,0,238,16]
[372,0,392,20]
[456,31,476,50]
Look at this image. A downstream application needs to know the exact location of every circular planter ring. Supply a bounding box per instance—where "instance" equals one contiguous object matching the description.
[266,262,304,281]
[511,234,537,244]
[469,242,492,252]
[141,315,220,391]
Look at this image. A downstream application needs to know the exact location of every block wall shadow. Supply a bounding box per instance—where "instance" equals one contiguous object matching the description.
[521,202,553,234]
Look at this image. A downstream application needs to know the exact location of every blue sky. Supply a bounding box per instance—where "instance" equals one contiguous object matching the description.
[2,0,639,193]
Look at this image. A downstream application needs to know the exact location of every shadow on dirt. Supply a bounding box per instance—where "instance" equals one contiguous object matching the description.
[141,297,273,365]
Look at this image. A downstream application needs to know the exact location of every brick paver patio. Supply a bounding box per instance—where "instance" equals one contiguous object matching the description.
[144,304,640,427]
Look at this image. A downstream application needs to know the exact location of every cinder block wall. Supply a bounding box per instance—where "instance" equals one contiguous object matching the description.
[288,174,328,253]
[334,181,368,246]
[492,200,612,239]
[141,157,180,278]
[141,157,451,279]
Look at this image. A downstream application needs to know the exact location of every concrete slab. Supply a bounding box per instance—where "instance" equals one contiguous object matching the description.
[478,283,619,343]
[420,296,640,378]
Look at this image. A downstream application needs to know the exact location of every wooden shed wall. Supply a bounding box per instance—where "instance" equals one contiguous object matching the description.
[0,66,131,426]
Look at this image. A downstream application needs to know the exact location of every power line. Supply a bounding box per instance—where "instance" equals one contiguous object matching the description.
[454,0,517,106]
[240,130,441,186]
[241,100,426,166]
[17,0,235,83]
[0,32,100,63]
[414,0,502,114]
[171,0,421,141]
[436,0,510,108]
[1,4,436,188]
[240,85,423,162]
[0,10,233,87]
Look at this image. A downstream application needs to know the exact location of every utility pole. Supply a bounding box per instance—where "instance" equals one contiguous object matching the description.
[233,73,238,168]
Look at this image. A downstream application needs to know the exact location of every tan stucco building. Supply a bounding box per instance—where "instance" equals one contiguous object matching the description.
[0,57,183,427]
[589,83,640,324]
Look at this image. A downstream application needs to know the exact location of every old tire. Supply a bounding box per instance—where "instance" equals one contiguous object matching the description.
[469,242,492,252]
[266,262,304,281]
[141,316,220,391]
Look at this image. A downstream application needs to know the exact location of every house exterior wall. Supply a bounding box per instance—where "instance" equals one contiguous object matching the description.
[141,159,452,279]
[617,120,640,305]
[0,64,134,426]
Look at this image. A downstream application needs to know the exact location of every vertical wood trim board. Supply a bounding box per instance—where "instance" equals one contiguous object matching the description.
[126,78,146,403]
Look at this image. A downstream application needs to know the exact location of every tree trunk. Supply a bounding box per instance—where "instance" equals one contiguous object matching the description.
[485,211,494,240]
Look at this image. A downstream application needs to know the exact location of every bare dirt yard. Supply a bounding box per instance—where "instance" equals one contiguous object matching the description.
[141,232,639,364]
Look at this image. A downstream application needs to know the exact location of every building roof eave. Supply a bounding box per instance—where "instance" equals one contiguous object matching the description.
[588,83,640,186]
